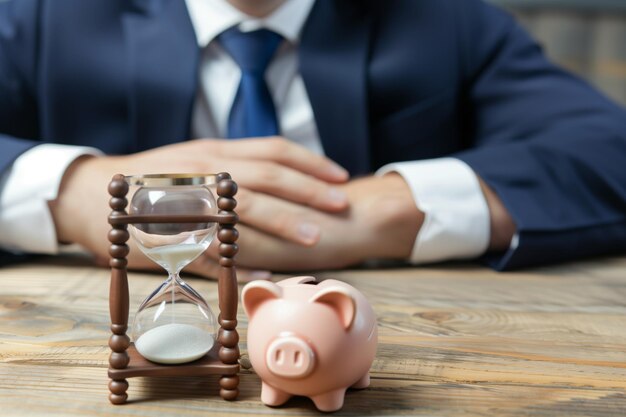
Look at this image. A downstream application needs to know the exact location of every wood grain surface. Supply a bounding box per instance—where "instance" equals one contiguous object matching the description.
[1,256,625,416]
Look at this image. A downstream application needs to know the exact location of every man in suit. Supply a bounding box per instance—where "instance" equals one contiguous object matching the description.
[1,0,625,280]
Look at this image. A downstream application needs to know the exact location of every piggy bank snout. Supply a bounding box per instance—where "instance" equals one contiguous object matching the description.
[266,335,315,379]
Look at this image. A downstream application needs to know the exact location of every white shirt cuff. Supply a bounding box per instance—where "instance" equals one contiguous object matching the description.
[377,157,490,264]
[0,143,103,254]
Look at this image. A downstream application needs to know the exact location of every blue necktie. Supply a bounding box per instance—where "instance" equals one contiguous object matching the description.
[218,27,283,139]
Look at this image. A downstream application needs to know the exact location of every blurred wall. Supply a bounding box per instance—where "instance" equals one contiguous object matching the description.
[490,0,626,107]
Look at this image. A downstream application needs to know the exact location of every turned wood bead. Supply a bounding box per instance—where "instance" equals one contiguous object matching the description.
[219,346,240,364]
[110,324,128,334]
[217,197,237,211]
[109,351,130,369]
[109,197,128,210]
[220,388,239,401]
[109,258,128,269]
[108,180,129,198]
[108,379,129,395]
[219,209,235,221]
[219,257,234,267]
[108,229,129,244]
[218,210,239,223]
[108,212,126,226]
[218,329,239,347]
[219,243,238,257]
[219,375,239,390]
[217,180,237,198]
[109,244,129,258]
[109,393,128,405]
[218,228,238,243]
[109,209,126,217]
[108,334,130,351]
[216,172,231,181]
[220,319,237,331]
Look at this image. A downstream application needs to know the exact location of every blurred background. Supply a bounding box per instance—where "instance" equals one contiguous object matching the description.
[490,0,626,106]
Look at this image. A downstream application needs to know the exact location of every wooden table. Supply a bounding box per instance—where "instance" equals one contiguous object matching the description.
[1,257,625,416]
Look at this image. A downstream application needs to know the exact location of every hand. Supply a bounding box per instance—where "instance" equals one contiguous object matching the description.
[205,171,515,272]
[207,174,424,271]
[48,138,350,281]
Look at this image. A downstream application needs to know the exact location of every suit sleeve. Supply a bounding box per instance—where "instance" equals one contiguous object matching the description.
[452,0,626,270]
[0,0,42,173]
[0,0,44,264]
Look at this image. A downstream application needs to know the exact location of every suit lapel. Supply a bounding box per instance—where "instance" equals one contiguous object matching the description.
[299,1,372,176]
[123,0,198,152]
[122,0,372,171]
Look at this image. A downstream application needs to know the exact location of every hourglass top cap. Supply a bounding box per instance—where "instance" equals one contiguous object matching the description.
[125,173,219,187]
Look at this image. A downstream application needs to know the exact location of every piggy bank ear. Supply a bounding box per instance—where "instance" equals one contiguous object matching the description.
[309,287,356,330]
[242,281,282,318]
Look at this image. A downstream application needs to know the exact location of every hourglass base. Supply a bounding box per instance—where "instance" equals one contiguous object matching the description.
[108,342,240,403]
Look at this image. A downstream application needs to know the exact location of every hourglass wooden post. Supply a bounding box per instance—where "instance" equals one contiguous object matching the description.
[215,172,240,400]
[106,173,240,404]
[107,175,131,404]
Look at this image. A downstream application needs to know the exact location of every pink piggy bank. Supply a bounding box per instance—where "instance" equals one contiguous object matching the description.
[242,276,378,412]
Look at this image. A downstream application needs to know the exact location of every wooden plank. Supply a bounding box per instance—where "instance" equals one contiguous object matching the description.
[1,257,626,415]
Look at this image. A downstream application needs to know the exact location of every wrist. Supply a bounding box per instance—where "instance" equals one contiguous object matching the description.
[365,174,424,260]
[48,155,99,245]
[477,178,516,251]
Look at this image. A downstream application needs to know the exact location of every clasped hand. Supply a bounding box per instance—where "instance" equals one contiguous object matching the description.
[50,137,422,281]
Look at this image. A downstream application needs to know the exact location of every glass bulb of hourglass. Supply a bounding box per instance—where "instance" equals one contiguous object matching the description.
[127,179,219,364]
[132,278,217,364]
[129,186,217,274]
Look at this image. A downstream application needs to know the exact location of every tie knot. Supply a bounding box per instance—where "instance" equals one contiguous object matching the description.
[218,27,283,74]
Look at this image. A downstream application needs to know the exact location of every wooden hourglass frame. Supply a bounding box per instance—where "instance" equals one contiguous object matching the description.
[106,172,240,404]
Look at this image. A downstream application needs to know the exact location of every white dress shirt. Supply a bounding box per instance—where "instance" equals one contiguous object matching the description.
[0,0,491,263]
[186,0,322,154]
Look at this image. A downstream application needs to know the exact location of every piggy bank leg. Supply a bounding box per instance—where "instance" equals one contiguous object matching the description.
[261,382,292,406]
[351,373,370,389]
[311,388,347,412]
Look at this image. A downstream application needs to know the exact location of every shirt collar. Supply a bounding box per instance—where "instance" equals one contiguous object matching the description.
[185,0,316,47]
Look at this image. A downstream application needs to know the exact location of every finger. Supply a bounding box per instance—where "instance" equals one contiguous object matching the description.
[236,187,322,246]
[213,159,349,212]
[236,269,273,283]
[187,252,272,282]
[205,137,349,183]
[133,141,349,212]
[214,223,319,271]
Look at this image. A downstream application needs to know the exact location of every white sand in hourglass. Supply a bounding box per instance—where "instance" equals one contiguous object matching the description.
[144,242,208,273]
[135,323,215,364]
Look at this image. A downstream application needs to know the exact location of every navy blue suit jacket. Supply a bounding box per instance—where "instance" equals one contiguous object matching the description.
[1,0,626,269]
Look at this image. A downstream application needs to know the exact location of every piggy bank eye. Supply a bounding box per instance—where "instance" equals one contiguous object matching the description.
[309,287,356,330]
[242,281,282,318]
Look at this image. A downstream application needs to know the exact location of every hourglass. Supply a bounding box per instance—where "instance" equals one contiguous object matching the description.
[106,173,240,404]
[129,176,219,365]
